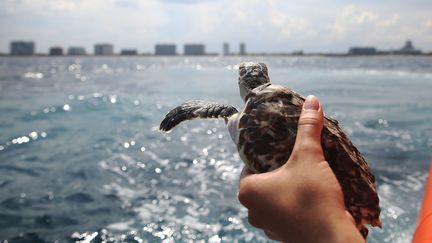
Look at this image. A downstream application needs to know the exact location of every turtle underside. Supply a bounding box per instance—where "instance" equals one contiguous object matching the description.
[236,84,381,238]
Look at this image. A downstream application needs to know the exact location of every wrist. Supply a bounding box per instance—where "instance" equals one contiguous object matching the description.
[313,211,365,243]
[278,209,365,243]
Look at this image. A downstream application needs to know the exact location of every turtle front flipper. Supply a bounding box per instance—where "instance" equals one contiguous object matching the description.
[159,101,238,132]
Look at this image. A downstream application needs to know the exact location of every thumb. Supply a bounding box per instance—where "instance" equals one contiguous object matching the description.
[290,95,325,161]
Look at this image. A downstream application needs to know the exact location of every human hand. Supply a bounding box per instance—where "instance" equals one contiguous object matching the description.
[238,95,364,243]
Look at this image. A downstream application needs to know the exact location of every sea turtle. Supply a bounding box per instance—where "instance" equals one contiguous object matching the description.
[159,62,381,238]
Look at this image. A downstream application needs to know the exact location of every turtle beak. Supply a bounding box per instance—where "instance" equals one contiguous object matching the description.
[246,70,263,78]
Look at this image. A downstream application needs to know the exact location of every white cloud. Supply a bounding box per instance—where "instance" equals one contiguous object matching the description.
[1,0,432,53]
[270,12,310,39]
[377,14,399,27]
[324,5,432,49]
[186,2,223,35]
[173,0,314,46]
[0,0,169,52]
[327,6,381,40]
[341,6,379,25]
[2,0,85,15]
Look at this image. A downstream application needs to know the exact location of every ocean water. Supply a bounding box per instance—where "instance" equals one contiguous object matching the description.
[0,56,431,243]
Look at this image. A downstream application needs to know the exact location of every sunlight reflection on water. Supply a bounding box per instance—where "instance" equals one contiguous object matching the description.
[0,56,431,242]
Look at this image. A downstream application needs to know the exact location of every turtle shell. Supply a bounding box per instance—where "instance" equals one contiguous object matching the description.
[236,84,381,237]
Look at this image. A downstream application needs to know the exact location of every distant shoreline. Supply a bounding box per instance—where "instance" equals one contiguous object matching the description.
[0,53,431,57]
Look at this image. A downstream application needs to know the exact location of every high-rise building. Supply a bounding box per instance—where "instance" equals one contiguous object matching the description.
[223,42,230,56]
[94,44,114,55]
[239,43,246,55]
[184,44,205,55]
[49,46,63,56]
[121,49,138,55]
[155,44,176,55]
[68,47,86,55]
[10,41,35,56]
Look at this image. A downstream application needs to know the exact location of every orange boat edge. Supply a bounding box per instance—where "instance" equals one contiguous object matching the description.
[412,161,432,243]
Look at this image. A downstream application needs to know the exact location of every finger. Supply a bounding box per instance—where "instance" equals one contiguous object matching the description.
[247,210,265,229]
[240,166,254,180]
[238,167,259,208]
[345,210,358,228]
[291,95,325,161]
[297,95,324,145]
[264,230,284,241]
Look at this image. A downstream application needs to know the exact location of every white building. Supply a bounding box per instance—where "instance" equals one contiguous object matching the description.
[94,44,114,55]
[155,44,176,55]
[239,43,246,55]
[68,47,86,55]
[10,41,35,55]
[223,42,230,56]
[184,44,205,55]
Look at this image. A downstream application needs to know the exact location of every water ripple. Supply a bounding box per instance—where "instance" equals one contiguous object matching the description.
[0,56,431,242]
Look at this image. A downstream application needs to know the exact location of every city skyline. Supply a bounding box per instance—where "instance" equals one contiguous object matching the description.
[7,41,248,55]
[1,1,432,54]
[6,40,427,56]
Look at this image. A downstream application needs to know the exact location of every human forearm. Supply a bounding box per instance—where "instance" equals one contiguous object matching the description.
[273,209,364,243]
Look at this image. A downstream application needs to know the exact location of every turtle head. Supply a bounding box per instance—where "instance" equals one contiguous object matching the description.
[238,62,270,101]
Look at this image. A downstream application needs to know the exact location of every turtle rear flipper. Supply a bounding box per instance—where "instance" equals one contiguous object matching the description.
[360,226,369,239]
[159,101,238,131]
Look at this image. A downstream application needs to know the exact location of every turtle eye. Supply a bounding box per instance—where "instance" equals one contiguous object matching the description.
[245,65,255,73]
[258,63,268,73]
[239,68,247,76]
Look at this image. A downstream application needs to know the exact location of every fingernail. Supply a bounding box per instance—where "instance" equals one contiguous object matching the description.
[303,95,320,111]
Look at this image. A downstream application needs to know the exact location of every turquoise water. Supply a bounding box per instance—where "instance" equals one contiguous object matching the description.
[0,56,431,242]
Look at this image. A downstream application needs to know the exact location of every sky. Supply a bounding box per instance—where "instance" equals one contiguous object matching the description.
[1,0,432,54]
